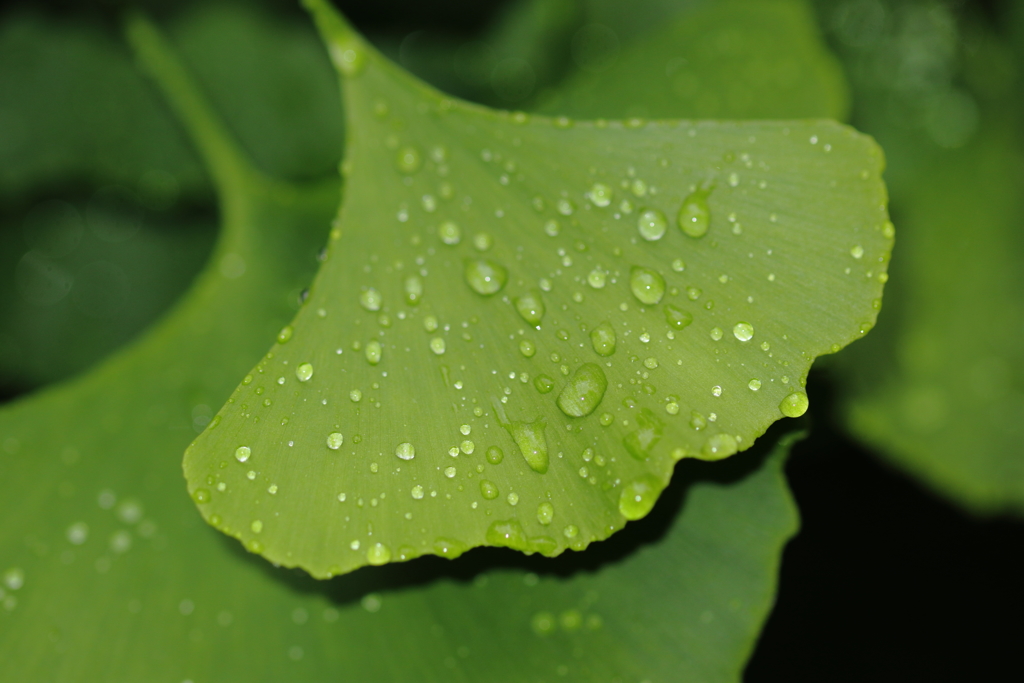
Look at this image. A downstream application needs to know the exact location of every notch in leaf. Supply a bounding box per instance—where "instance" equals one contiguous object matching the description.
[183,0,892,578]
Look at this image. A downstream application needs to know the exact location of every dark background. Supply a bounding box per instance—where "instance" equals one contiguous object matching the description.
[1,0,1020,680]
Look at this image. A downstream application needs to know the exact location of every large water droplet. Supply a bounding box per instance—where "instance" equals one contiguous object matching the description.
[515,290,546,325]
[480,480,499,500]
[678,189,711,238]
[701,433,738,460]
[296,363,314,382]
[619,475,664,520]
[665,304,693,330]
[486,520,529,550]
[395,442,416,461]
[556,363,608,418]
[629,266,665,305]
[590,321,617,357]
[624,409,664,460]
[637,209,667,241]
[733,322,754,342]
[360,287,383,311]
[536,502,554,525]
[780,391,809,417]
[465,259,507,295]
[508,419,548,473]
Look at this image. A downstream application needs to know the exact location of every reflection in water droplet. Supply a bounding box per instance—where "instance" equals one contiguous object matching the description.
[557,364,608,418]
[637,209,667,241]
[296,363,314,382]
[678,189,711,238]
[465,259,508,295]
[780,391,810,417]
[590,322,617,357]
[619,475,663,520]
[515,290,545,325]
[629,266,665,305]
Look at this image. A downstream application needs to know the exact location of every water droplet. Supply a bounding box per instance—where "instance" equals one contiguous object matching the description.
[536,502,554,525]
[434,538,468,559]
[507,419,548,473]
[350,389,363,402]
[365,340,382,365]
[851,245,864,259]
[439,221,461,245]
[587,268,607,289]
[67,522,88,545]
[461,440,475,454]
[515,290,545,325]
[562,524,578,539]
[235,446,251,463]
[588,183,613,208]
[671,258,685,272]
[404,276,423,305]
[465,259,507,295]
[556,364,607,418]
[637,209,667,241]
[430,337,446,355]
[480,480,499,499]
[665,402,680,415]
[424,315,439,332]
[780,391,809,417]
[665,304,693,330]
[329,43,365,77]
[624,409,664,460]
[544,219,560,237]
[557,198,575,215]
[327,432,344,450]
[277,326,293,344]
[534,375,555,394]
[748,379,762,391]
[507,492,520,506]
[644,357,659,369]
[678,189,711,238]
[712,385,722,397]
[590,321,617,357]
[366,543,391,566]
[360,287,382,311]
[619,475,664,520]
[411,485,425,499]
[629,266,665,305]
[486,446,504,464]
[3,568,24,591]
[396,146,422,174]
[519,339,536,357]
[710,327,724,341]
[395,442,416,461]
[192,488,210,504]
[250,520,263,534]
[733,322,754,342]
[701,433,738,460]
[487,520,529,550]
[296,363,314,382]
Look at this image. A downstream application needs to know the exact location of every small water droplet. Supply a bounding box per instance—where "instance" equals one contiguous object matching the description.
[365,340,382,365]
[360,287,383,311]
[430,337,446,355]
[250,520,263,534]
[710,327,724,341]
[327,432,345,450]
[587,268,607,288]
[424,315,439,332]
[515,290,545,325]
[588,183,612,207]
[465,259,508,295]
[507,419,548,473]
[296,363,314,382]
[851,245,864,259]
[486,446,504,464]
[589,321,617,356]
[439,221,461,245]
[665,304,692,330]
[480,480,499,499]
[733,322,754,342]
[748,379,762,391]
[411,485,425,499]
[395,442,416,461]
[192,488,210,504]
[629,266,665,305]
[396,146,422,174]
[712,385,722,397]
[507,492,520,506]
[350,389,363,402]
[473,233,492,251]
[519,339,536,357]
[366,543,391,566]
[678,189,711,238]
[637,209,667,241]
[562,524,578,539]
[671,258,685,272]
[557,198,575,215]
[277,326,293,344]
[544,219,560,237]
[404,276,423,305]
[534,375,555,393]
[780,391,809,418]
[701,433,738,460]
[235,446,251,463]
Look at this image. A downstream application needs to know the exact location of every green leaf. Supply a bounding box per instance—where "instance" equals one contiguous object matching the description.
[832,13,1024,514]
[539,0,849,121]
[182,0,890,577]
[0,14,798,679]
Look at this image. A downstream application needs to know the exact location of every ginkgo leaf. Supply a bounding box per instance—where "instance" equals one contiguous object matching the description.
[539,0,848,121]
[0,13,800,680]
[183,0,891,578]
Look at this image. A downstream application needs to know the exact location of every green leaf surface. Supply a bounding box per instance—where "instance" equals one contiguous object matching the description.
[540,0,849,121]
[183,0,890,577]
[0,13,798,680]
[829,7,1024,514]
